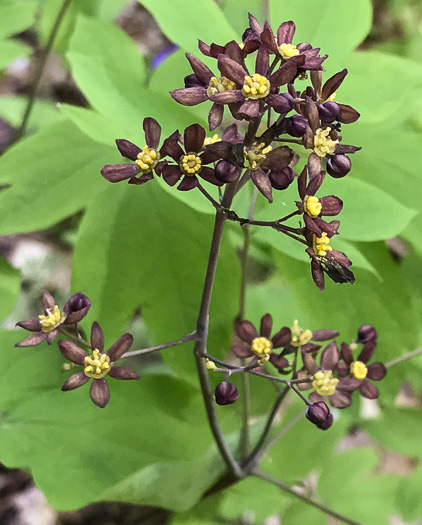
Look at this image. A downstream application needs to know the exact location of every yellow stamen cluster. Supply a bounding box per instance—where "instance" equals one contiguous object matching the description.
[84,349,111,379]
[314,127,338,158]
[242,74,270,100]
[303,195,322,218]
[180,152,202,176]
[244,142,272,170]
[251,337,273,358]
[312,232,333,257]
[39,305,66,333]
[312,370,339,397]
[291,319,312,347]
[278,43,300,59]
[206,76,236,97]
[203,134,221,147]
[350,361,368,380]
[206,359,217,371]
[135,146,160,173]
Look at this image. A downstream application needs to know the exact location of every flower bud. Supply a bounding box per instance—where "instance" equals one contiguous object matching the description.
[357,324,377,344]
[215,381,239,406]
[285,114,308,137]
[184,73,203,88]
[327,154,351,178]
[272,93,294,114]
[63,292,91,323]
[269,167,295,190]
[306,401,333,430]
[215,160,240,183]
[318,101,341,124]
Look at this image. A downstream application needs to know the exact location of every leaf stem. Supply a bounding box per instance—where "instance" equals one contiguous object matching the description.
[252,469,363,525]
[59,327,91,349]
[385,347,422,368]
[14,0,73,142]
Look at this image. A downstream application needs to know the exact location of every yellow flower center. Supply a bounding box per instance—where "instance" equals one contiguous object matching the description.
[251,337,273,358]
[350,361,368,380]
[291,319,312,347]
[242,74,270,100]
[84,349,111,379]
[313,127,338,158]
[278,43,300,59]
[39,305,66,333]
[312,370,339,397]
[180,152,202,176]
[135,146,160,173]
[206,76,236,97]
[244,142,272,171]
[303,195,322,218]
[203,134,221,147]
[312,232,333,257]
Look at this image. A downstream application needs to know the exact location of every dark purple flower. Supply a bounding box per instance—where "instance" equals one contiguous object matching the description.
[327,154,351,178]
[306,401,333,430]
[159,123,224,191]
[101,118,162,185]
[357,324,377,344]
[59,322,140,408]
[215,381,239,406]
[15,291,91,347]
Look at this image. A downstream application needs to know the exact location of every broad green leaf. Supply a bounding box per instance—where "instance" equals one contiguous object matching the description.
[0,257,20,323]
[0,330,215,510]
[282,502,326,525]
[271,0,372,68]
[0,40,30,70]
[318,448,402,525]
[0,119,113,234]
[139,0,238,55]
[397,464,422,522]
[72,181,240,379]
[0,0,37,39]
[222,0,263,35]
[37,0,80,54]
[0,95,63,129]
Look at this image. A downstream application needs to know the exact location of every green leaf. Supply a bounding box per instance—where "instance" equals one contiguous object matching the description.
[397,464,422,522]
[0,330,215,510]
[0,119,114,234]
[72,181,240,379]
[139,0,239,55]
[0,95,63,129]
[0,0,37,39]
[0,257,20,322]
[271,0,372,68]
[0,40,31,70]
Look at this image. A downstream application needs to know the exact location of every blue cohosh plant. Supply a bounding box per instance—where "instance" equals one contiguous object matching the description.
[15,14,402,525]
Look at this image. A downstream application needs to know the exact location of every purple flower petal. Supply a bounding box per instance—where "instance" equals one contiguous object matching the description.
[321,69,348,102]
[260,23,278,54]
[184,124,205,153]
[178,176,199,191]
[236,320,258,343]
[270,59,297,87]
[170,87,208,106]
[41,291,56,311]
[162,164,182,186]
[15,332,46,347]
[91,322,104,352]
[320,341,339,370]
[359,379,379,399]
[107,333,134,362]
[63,292,91,323]
[108,366,140,380]
[271,327,292,349]
[16,318,42,332]
[330,390,352,408]
[217,54,247,86]
[338,104,360,124]
[256,44,269,76]
[320,196,343,216]
[251,169,273,203]
[210,90,244,104]
[311,259,325,291]
[340,342,354,364]
[198,166,223,186]
[312,329,339,341]
[208,103,224,131]
[115,139,141,161]
[186,53,214,84]
[128,173,154,185]
[277,21,295,45]
[367,362,387,381]
[357,339,377,364]
[161,131,184,161]
[58,340,88,365]
[101,164,139,183]
[143,117,161,149]
[90,378,110,408]
[231,344,253,358]
[269,353,289,371]
[260,313,273,338]
[62,372,90,391]
[46,329,59,344]
[337,377,361,391]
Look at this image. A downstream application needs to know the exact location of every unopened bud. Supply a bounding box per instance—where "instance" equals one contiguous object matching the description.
[272,93,294,114]
[285,114,308,137]
[306,401,333,430]
[318,101,341,124]
[327,154,351,178]
[269,166,295,190]
[214,381,239,406]
[215,160,240,183]
[184,73,203,88]
[357,324,377,344]
[206,359,217,371]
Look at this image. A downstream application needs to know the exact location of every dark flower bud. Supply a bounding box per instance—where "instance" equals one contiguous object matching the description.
[285,114,308,137]
[306,401,333,430]
[269,167,295,190]
[318,101,341,124]
[184,73,203,88]
[215,381,239,406]
[327,154,351,178]
[63,292,91,323]
[271,93,294,114]
[215,160,240,183]
[357,324,377,343]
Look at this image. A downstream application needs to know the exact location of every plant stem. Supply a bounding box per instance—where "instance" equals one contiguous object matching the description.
[15,0,72,142]
[59,327,91,349]
[252,469,363,525]
[386,347,422,368]
[197,183,221,209]
[123,331,197,358]
[193,181,243,479]
[243,386,289,469]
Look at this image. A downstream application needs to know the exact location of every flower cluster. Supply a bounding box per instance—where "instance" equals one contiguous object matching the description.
[15,291,140,408]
